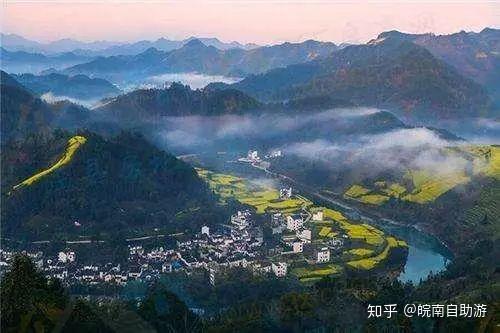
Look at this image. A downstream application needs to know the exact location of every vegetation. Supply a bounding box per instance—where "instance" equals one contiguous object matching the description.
[347,237,408,270]
[344,184,371,198]
[198,170,407,276]
[197,169,311,214]
[232,37,492,120]
[12,135,87,190]
[291,265,342,282]
[98,82,262,120]
[347,248,375,257]
[2,131,226,240]
[402,169,470,204]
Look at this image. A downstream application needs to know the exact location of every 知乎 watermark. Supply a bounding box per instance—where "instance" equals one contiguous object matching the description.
[367,303,487,319]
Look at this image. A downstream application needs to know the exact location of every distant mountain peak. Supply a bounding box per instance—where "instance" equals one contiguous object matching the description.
[183,38,206,48]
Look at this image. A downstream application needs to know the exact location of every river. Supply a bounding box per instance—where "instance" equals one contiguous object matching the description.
[239,161,454,284]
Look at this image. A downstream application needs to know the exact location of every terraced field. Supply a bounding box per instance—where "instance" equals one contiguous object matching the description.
[344,185,390,205]
[347,237,407,270]
[197,169,311,214]
[291,264,342,283]
[464,145,500,179]
[402,170,470,204]
[197,168,408,281]
[462,181,500,239]
[12,135,87,191]
[343,145,500,205]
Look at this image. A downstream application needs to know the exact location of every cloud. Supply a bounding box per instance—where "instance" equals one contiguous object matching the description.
[147,72,241,90]
[41,92,98,108]
[283,127,468,176]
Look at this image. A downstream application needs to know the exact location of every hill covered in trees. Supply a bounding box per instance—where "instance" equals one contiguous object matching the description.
[96,82,262,120]
[228,38,493,121]
[1,130,226,240]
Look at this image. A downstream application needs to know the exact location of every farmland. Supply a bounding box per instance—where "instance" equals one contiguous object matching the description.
[343,145,500,205]
[12,135,87,191]
[197,169,408,280]
[197,169,311,214]
[347,237,407,270]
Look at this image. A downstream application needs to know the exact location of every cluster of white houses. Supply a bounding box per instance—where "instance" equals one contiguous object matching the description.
[238,149,283,165]
[0,188,348,287]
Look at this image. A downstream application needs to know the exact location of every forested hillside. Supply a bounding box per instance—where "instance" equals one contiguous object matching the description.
[1,130,226,240]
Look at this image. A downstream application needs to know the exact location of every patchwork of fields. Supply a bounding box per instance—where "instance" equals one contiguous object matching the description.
[197,168,408,282]
[343,145,500,205]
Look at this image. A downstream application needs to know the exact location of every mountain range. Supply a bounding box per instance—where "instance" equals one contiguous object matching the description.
[12,73,120,100]
[59,38,338,80]
[1,130,224,240]
[96,82,261,120]
[223,36,494,120]
[0,47,93,74]
[3,29,499,124]
[1,33,259,56]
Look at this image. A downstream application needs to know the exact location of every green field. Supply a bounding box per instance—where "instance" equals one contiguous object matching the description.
[197,169,310,214]
[13,135,87,191]
[344,185,371,198]
[292,264,342,282]
[402,170,470,204]
[344,185,390,205]
[347,248,375,257]
[343,145,499,205]
[347,237,407,270]
[198,169,408,276]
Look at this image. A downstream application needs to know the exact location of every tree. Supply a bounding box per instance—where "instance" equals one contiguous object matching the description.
[138,286,202,333]
[1,254,68,332]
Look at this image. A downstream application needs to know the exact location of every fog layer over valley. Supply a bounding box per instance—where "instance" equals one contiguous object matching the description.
[123,107,488,191]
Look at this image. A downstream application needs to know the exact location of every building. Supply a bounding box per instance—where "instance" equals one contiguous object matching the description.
[209,268,216,286]
[297,229,312,242]
[286,215,303,231]
[247,150,259,161]
[312,210,323,221]
[201,225,210,236]
[58,251,75,263]
[231,210,252,230]
[292,241,304,253]
[271,262,288,277]
[316,247,330,263]
[280,187,292,199]
[271,213,285,234]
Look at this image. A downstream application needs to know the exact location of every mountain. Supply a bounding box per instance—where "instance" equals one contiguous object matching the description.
[97,82,261,120]
[186,36,259,50]
[12,73,121,100]
[1,33,257,56]
[61,39,338,81]
[1,131,224,240]
[1,33,122,54]
[61,47,168,82]
[377,28,500,103]
[229,37,493,120]
[0,71,98,141]
[1,71,56,141]
[0,47,93,74]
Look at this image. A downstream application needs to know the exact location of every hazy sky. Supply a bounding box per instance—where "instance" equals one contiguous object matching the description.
[2,1,499,44]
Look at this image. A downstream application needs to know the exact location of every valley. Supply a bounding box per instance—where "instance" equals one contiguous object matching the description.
[0,20,499,332]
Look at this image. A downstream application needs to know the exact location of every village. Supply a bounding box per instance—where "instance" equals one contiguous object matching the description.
[0,183,348,288]
[0,150,405,288]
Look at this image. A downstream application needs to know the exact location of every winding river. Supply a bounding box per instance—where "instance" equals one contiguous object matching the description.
[240,162,454,284]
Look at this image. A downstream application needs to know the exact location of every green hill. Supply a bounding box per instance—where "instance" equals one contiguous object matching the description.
[97,82,261,120]
[1,130,224,240]
[231,38,493,120]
